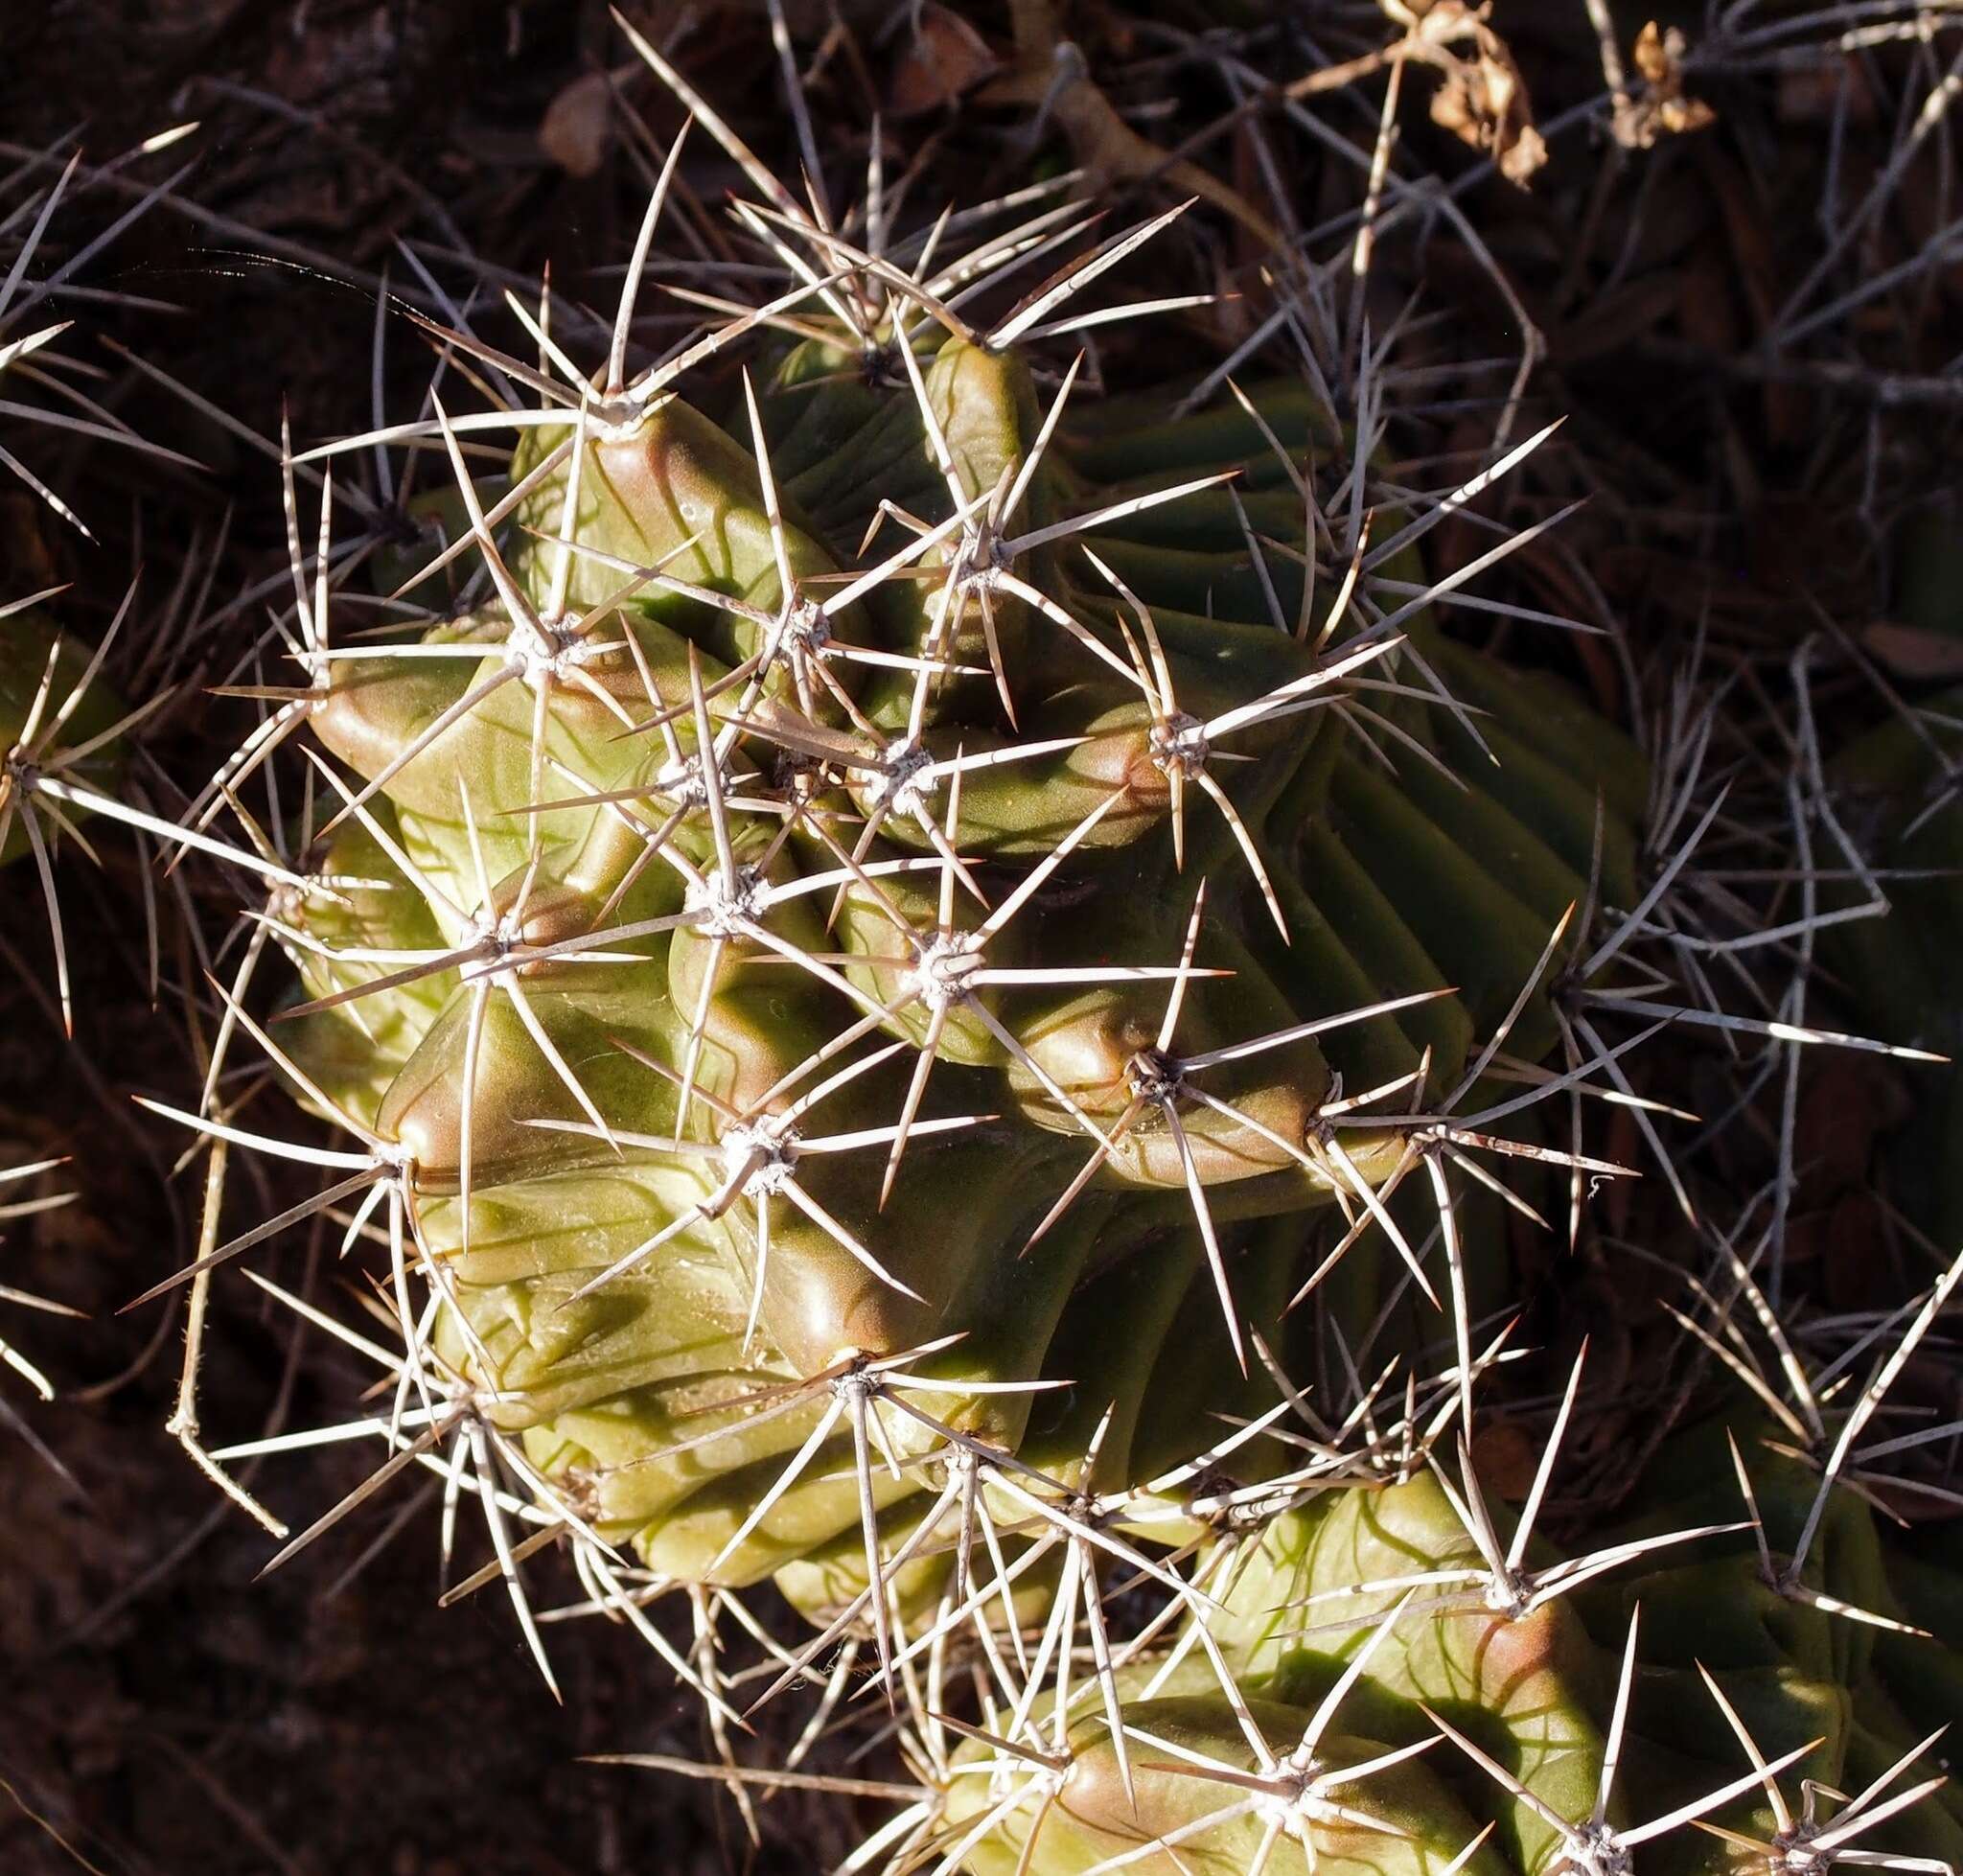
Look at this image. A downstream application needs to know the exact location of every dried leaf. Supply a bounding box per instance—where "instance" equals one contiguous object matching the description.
[1778,52,1876,127]
[889,4,1000,117]
[1821,1191,1889,1314]
[1469,1420,1537,1501]
[1862,621,1963,682]
[1795,1055,1902,1197]
[540,71,612,178]
[1421,9,1547,186]
[1554,273,1684,365]
[1614,22,1716,149]
[0,494,59,596]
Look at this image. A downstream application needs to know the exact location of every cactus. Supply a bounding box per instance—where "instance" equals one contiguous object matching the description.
[131,26,1963,1876]
[0,592,242,1036]
[235,227,1648,1596]
[942,1416,1963,1875]
[1821,689,1963,1249]
[1,604,130,859]
[1,133,214,1034]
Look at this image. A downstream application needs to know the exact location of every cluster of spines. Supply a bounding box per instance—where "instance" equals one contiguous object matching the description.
[2,125,224,1450]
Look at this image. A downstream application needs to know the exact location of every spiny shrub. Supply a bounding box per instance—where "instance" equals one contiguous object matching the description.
[141,30,1963,1876]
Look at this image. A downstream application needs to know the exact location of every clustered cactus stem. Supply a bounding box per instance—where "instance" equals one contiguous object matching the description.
[14,18,1949,1876]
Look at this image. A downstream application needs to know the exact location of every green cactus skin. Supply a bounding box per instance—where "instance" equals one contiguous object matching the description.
[1822,691,1963,1248]
[944,1421,1963,1876]
[1,607,127,869]
[271,315,1651,1598]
